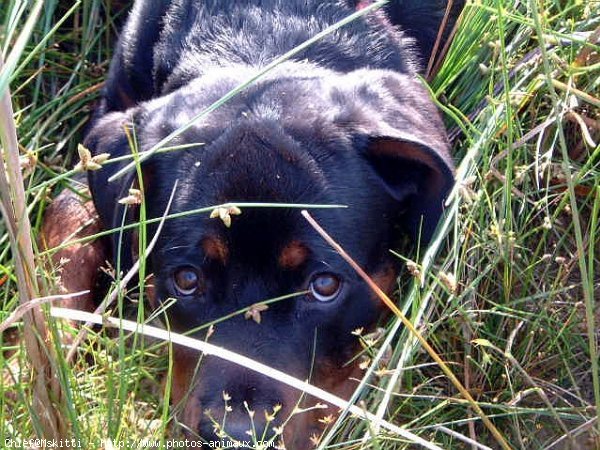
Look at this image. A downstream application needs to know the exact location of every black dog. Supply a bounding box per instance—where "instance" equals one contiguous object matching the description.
[84,0,455,447]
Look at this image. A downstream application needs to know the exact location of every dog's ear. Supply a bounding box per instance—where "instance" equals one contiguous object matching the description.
[365,132,454,241]
[84,111,139,273]
[348,72,455,240]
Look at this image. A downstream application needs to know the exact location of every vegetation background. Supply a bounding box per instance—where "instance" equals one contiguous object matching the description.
[0,0,598,449]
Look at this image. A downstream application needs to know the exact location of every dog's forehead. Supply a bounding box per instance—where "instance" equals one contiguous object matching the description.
[143,67,407,266]
[142,63,361,132]
[148,133,385,269]
[146,117,357,265]
[141,73,371,212]
[157,203,322,269]
[156,115,331,207]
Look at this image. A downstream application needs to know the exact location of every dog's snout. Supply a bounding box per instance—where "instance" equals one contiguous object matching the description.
[195,395,284,444]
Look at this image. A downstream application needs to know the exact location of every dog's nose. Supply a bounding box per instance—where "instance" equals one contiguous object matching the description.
[181,359,301,444]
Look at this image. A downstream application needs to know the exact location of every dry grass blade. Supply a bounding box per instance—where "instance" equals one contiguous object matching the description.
[0,291,89,334]
[0,55,66,439]
[51,307,443,450]
[426,0,456,79]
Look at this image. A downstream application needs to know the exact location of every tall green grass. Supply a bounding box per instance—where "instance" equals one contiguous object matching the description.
[1,0,599,448]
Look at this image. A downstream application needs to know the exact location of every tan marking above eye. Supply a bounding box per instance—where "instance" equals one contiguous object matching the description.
[279,240,309,269]
[201,236,229,264]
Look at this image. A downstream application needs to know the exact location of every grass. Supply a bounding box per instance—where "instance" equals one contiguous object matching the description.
[1,0,599,449]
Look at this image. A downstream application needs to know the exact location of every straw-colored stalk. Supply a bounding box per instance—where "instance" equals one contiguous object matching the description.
[0,55,67,440]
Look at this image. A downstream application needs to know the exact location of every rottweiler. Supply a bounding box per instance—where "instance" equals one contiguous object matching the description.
[56,0,456,447]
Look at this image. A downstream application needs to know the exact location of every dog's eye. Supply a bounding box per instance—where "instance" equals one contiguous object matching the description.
[173,267,204,296]
[309,273,342,302]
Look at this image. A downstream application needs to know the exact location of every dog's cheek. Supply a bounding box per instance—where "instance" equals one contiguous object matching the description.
[181,395,204,441]
[169,347,206,442]
[369,264,398,301]
[283,360,363,449]
[283,262,397,448]
[170,346,200,408]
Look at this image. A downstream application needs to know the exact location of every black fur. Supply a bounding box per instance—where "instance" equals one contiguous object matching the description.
[86,0,456,444]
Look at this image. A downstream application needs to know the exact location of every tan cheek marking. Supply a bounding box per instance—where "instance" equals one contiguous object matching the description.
[369,264,398,300]
[283,357,363,449]
[202,236,229,264]
[314,357,363,399]
[170,346,200,406]
[182,396,203,440]
[171,346,203,437]
[279,240,309,269]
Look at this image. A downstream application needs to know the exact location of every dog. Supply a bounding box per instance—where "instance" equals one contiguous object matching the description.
[72,0,456,447]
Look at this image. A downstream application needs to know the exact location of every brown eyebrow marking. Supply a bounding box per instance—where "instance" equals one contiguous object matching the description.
[279,240,310,269]
[201,236,229,264]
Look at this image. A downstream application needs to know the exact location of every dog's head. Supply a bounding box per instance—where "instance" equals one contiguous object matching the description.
[85,65,453,447]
